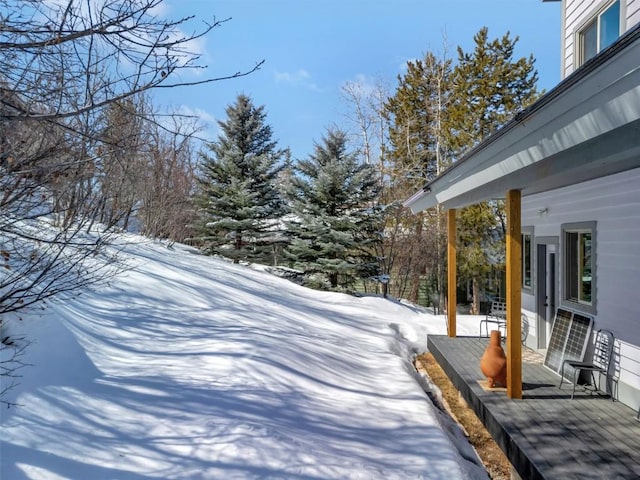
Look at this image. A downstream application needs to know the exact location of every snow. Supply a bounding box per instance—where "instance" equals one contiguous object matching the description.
[1,235,490,479]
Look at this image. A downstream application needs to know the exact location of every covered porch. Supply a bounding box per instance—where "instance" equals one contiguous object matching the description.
[428,335,640,479]
[402,19,640,480]
[404,24,640,399]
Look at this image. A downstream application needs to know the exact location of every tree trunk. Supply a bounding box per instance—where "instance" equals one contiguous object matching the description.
[408,220,423,303]
[472,277,481,314]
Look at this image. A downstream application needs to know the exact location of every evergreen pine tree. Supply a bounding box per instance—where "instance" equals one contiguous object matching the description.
[386,52,452,187]
[447,27,540,156]
[285,129,382,290]
[195,94,287,264]
[447,28,540,312]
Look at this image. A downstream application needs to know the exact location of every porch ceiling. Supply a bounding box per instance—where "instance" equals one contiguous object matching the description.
[404,25,640,212]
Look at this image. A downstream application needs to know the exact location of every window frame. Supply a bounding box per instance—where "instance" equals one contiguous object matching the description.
[522,227,534,293]
[577,0,623,66]
[561,221,597,315]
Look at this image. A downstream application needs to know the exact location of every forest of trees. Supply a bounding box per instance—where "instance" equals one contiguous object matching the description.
[1,0,541,398]
[192,29,540,302]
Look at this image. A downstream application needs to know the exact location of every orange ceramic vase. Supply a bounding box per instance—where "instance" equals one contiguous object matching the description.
[480,330,507,388]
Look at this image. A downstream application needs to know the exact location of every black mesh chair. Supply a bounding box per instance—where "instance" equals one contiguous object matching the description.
[559,329,615,400]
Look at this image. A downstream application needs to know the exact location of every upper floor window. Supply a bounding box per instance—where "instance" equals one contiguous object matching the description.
[579,0,621,64]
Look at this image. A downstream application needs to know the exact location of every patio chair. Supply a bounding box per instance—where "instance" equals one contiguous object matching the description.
[479,301,528,345]
[479,300,507,337]
[559,329,615,400]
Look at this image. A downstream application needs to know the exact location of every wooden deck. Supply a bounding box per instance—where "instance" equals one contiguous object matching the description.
[427,335,640,480]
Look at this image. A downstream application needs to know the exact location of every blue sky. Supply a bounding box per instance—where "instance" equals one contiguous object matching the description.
[153,0,562,160]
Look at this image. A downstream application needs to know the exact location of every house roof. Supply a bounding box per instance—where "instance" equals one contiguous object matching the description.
[404,24,640,213]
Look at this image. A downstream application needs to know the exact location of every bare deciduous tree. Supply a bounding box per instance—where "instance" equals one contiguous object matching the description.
[138,111,201,243]
[341,78,397,296]
[0,0,262,401]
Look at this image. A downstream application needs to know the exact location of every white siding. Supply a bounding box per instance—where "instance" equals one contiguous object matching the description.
[619,341,640,388]
[522,167,640,408]
[562,0,640,78]
[563,0,597,77]
[629,0,640,26]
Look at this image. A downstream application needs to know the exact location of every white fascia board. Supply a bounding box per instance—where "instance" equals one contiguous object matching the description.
[402,189,436,213]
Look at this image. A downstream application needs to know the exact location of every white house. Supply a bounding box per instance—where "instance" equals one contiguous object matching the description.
[404,0,640,409]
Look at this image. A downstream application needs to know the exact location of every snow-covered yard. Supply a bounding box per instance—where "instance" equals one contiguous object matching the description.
[1,237,489,479]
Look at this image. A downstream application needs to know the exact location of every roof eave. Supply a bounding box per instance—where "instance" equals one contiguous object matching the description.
[402,188,436,213]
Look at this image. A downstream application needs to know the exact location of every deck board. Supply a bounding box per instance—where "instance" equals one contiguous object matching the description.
[427,335,640,480]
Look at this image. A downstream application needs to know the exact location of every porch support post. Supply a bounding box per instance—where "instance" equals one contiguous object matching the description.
[447,209,456,337]
[506,190,522,399]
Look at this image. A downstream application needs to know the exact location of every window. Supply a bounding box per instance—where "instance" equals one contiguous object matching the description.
[579,0,621,64]
[566,231,591,302]
[522,229,533,291]
[563,222,596,312]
